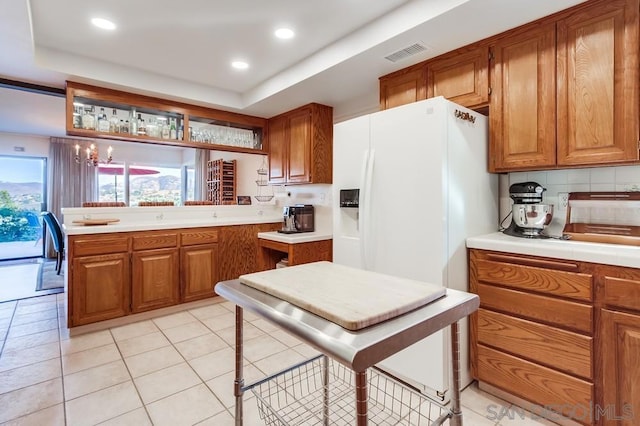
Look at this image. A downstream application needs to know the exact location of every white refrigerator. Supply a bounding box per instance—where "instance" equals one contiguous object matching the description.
[332,96,498,402]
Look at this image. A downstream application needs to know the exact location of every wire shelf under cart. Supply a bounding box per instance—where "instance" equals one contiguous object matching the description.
[247,355,449,426]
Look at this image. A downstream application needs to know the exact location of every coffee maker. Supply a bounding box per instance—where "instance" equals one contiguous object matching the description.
[503,182,554,238]
[279,204,315,234]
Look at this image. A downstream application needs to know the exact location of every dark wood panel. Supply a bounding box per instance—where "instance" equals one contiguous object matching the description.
[477,345,594,425]
[218,223,281,283]
[289,240,333,266]
[478,309,592,379]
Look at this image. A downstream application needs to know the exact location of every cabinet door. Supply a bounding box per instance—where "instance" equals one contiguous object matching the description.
[286,108,312,184]
[181,244,219,302]
[71,253,130,326]
[268,115,287,184]
[379,63,427,110]
[557,0,639,166]
[131,248,179,313]
[601,309,640,425]
[427,46,489,108]
[489,23,557,172]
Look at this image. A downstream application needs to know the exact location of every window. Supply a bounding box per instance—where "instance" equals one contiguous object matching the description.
[98,163,183,206]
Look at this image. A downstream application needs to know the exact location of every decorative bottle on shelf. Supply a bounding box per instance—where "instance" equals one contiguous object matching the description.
[109,108,119,133]
[160,119,170,139]
[97,108,110,132]
[178,124,184,140]
[82,106,96,130]
[129,109,138,135]
[137,114,146,135]
[170,118,177,139]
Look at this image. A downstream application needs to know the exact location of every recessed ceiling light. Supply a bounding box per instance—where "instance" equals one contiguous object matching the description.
[91,18,116,30]
[275,28,295,40]
[231,61,249,70]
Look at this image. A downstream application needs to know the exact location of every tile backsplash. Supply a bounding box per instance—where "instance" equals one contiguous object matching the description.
[500,165,640,235]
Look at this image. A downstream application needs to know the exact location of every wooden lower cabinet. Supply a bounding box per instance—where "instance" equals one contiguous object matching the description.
[71,253,130,326]
[257,238,333,270]
[601,309,640,426]
[181,244,219,302]
[470,249,596,425]
[68,223,279,327]
[218,223,281,281]
[131,248,179,313]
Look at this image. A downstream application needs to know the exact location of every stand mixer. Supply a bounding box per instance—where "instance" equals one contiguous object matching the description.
[503,182,554,238]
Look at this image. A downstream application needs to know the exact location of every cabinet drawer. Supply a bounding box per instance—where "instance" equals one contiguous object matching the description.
[477,309,592,379]
[477,283,593,334]
[477,345,593,424]
[181,229,219,246]
[475,256,593,301]
[604,276,640,312]
[72,235,130,256]
[132,232,178,250]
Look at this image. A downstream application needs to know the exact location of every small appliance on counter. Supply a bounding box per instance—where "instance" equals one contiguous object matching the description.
[502,181,554,238]
[279,204,315,234]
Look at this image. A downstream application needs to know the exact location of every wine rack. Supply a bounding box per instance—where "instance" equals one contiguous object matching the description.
[207,159,237,205]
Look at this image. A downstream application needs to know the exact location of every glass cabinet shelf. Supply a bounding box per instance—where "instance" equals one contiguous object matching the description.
[72,97,184,142]
[66,81,268,153]
[188,116,262,151]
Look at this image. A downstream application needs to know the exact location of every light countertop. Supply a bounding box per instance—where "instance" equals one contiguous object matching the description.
[62,205,282,235]
[467,232,640,269]
[257,231,333,244]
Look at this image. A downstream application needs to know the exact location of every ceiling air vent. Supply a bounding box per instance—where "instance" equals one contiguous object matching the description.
[384,43,428,63]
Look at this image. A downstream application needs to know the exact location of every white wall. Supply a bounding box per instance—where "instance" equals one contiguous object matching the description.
[0,132,49,157]
[503,165,640,235]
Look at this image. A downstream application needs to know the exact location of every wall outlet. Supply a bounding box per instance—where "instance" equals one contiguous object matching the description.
[558,193,569,212]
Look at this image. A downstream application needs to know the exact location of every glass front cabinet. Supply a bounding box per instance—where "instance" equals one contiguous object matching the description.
[66,81,267,153]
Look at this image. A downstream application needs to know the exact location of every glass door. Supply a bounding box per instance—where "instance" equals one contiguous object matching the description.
[0,155,47,261]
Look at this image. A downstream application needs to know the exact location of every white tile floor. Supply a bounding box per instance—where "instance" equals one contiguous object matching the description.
[0,293,558,425]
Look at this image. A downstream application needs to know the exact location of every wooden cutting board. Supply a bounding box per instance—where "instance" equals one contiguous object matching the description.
[71,218,120,226]
[239,261,446,331]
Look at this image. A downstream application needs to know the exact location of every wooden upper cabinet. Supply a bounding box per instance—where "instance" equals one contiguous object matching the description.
[427,45,489,108]
[556,0,639,166]
[489,23,557,172]
[267,103,333,185]
[267,115,287,184]
[287,108,312,183]
[379,63,427,110]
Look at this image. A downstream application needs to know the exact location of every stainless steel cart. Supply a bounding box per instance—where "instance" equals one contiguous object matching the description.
[216,278,479,426]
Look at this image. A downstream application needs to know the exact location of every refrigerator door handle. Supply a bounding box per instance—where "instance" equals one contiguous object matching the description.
[361,149,375,270]
[359,150,369,269]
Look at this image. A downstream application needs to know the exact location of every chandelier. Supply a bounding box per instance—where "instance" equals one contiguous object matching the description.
[75,143,113,166]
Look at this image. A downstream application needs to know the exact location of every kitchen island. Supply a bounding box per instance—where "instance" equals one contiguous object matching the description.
[62,205,282,330]
[467,232,640,425]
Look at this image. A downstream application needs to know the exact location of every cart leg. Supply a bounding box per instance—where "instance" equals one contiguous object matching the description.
[322,355,329,426]
[355,370,368,426]
[234,306,244,426]
[450,321,463,426]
